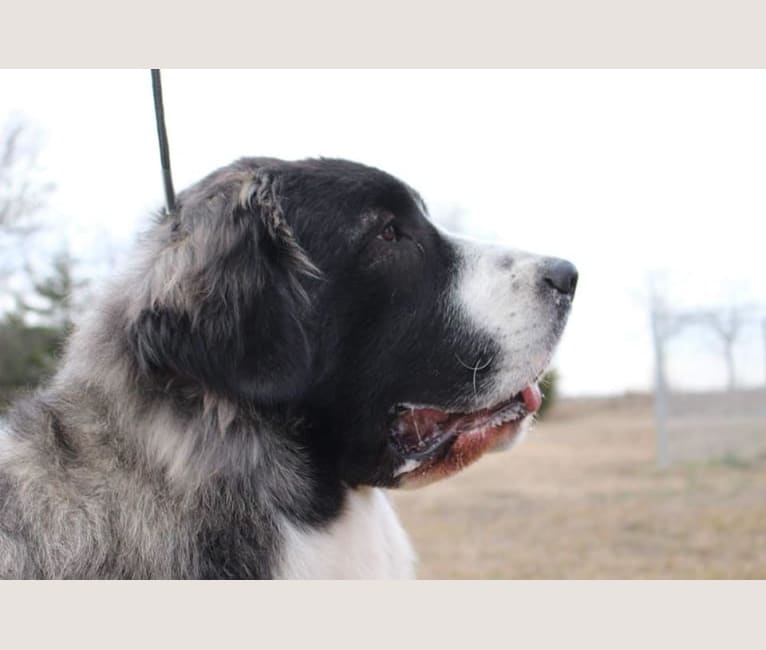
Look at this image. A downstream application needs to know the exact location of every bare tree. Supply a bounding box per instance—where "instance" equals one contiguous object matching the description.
[0,118,54,279]
[705,307,747,391]
[648,276,690,392]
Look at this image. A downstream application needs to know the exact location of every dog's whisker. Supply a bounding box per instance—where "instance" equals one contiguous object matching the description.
[455,353,494,398]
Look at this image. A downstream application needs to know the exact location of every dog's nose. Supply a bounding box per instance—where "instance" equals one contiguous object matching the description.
[542,258,578,297]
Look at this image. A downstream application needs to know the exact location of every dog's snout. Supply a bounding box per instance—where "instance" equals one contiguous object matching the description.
[542,258,578,297]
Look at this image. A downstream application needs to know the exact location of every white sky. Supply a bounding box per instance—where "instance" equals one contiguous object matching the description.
[1,69,765,396]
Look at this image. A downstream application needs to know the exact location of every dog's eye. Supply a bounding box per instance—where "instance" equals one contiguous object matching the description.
[378,223,399,242]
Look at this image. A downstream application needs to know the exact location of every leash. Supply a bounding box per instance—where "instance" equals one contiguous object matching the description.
[150,69,176,214]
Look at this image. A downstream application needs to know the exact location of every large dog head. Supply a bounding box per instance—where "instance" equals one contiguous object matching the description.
[126,158,577,488]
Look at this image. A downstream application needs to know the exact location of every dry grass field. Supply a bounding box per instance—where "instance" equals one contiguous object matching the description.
[391,394,766,579]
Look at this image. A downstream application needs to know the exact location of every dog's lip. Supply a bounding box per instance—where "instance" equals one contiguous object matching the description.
[389,382,541,464]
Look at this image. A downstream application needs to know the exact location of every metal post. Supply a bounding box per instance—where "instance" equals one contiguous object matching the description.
[651,303,669,467]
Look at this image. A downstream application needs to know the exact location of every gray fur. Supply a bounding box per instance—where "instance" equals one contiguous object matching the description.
[0,161,321,579]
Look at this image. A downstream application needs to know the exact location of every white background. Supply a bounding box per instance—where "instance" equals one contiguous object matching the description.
[2,69,764,395]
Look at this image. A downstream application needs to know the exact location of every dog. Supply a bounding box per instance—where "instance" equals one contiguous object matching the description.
[0,157,577,578]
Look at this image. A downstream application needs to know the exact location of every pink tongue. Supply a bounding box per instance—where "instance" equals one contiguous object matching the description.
[521,383,542,413]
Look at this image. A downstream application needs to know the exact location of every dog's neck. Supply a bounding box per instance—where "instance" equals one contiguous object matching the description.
[48,291,346,526]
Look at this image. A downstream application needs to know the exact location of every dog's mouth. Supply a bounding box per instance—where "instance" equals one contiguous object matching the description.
[389,383,542,487]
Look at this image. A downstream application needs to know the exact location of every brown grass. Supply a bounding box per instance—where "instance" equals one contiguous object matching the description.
[391,394,766,579]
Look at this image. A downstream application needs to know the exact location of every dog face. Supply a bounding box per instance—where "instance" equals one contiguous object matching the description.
[127,158,577,489]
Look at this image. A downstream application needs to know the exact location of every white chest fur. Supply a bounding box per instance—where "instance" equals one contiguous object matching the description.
[276,487,416,579]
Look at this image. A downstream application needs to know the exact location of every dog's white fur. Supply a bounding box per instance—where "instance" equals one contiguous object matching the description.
[277,237,557,579]
[451,235,558,409]
[276,487,415,579]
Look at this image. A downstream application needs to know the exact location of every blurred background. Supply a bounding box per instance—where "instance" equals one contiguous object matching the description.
[1,69,764,577]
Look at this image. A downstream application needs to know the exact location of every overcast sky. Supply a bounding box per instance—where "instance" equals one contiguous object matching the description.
[1,69,765,396]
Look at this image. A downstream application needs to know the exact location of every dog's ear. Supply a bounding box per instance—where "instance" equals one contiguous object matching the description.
[127,167,322,405]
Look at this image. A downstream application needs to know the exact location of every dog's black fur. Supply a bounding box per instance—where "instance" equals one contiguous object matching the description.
[130,158,498,492]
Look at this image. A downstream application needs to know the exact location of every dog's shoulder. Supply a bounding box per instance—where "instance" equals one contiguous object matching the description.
[275,487,416,579]
[0,414,36,578]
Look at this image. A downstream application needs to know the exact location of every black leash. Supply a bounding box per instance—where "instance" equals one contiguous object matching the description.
[150,69,176,214]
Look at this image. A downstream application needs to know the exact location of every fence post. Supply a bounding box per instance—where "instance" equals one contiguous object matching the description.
[650,304,670,466]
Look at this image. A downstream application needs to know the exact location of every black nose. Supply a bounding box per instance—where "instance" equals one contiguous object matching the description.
[542,258,578,297]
